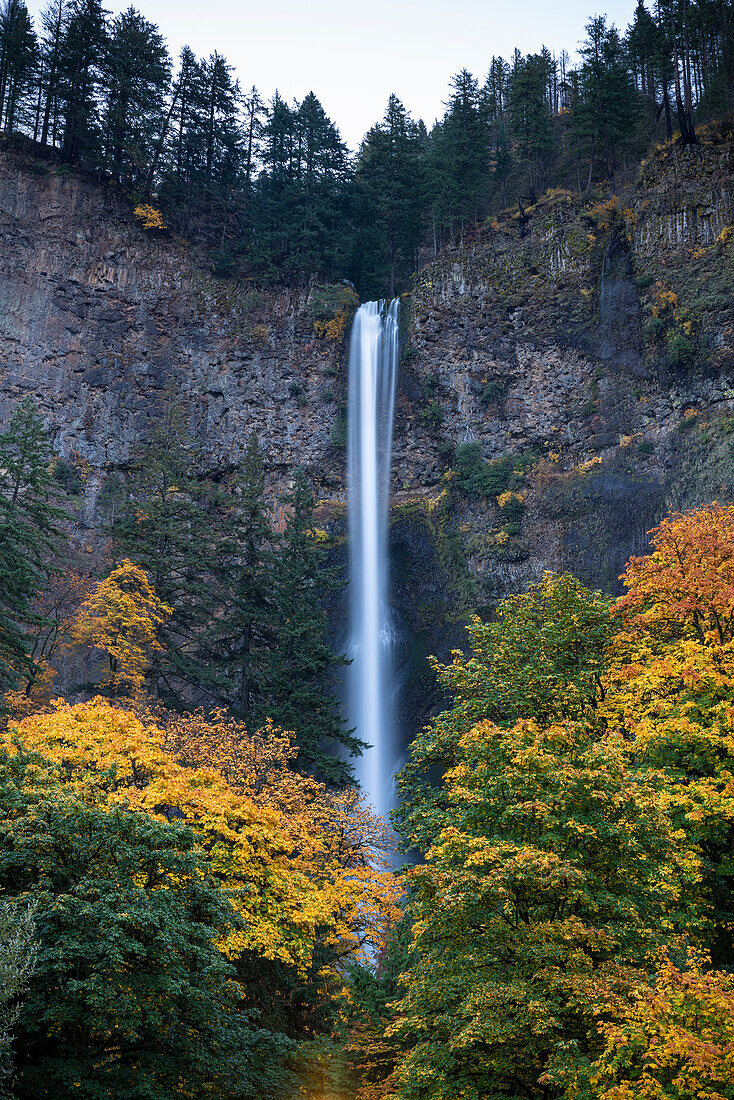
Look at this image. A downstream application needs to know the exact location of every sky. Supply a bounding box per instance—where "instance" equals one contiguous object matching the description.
[27,0,644,149]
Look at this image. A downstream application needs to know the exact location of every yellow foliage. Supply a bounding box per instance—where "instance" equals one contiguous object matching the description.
[715,225,733,250]
[70,559,172,695]
[314,306,352,341]
[3,659,57,719]
[133,203,166,231]
[497,490,525,508]
[651,282,679,318]
[5,699,401,974]
[249,323,269,347]
[589,958,734,1099]
[588,196,620,233]
[573,455,603,473]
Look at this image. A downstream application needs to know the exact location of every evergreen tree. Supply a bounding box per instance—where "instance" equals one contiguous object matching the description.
[0,400,61,694]
[508,51,555,202]
[627,0,663,99]
[36,0,66,147]
[157,45,205,223]
[428,69,489,236]
[354,94,425,296]
[101,5,170,187]
[253,91,349,281]
[261,469,359,784]
[112,397,222,704]
[0,0,37,135]
[577,15,639,183]
[57,0,107,165]
[0,750,292,1099]
[213,434,277,720]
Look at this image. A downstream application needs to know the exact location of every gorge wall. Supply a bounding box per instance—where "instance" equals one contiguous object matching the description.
[2,133,734,729]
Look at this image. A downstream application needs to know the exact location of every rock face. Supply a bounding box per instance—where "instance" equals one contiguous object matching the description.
[397,135,734,608]
[2,138,734,735]
[0,149,348,504]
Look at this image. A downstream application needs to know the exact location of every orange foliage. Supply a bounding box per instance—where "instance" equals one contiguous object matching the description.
[617,503,734,646]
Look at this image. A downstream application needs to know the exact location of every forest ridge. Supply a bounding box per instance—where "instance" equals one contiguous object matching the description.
[0,0,731,293]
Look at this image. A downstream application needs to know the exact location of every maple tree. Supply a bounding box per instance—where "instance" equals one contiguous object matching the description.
[390,716,694,1100]
[6,699,401,983]
[604,503,734,965]
[397,571,613,853]
[70,559,172,695]
[584,958,734,1100]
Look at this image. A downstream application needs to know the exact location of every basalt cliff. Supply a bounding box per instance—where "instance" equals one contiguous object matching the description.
[2,133,734,728]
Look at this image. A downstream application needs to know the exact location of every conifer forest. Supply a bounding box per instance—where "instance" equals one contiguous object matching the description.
[1,0,734,1097]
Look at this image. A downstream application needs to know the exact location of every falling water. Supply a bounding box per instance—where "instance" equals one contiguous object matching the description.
[347,299,399,820]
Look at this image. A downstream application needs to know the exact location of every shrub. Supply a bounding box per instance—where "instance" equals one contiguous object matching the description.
[480,380,506,406]
[454,444,535,498]
[667,331,698,368]
[420,400,443,430]
[330,407,348,449]
[133,203,166,231]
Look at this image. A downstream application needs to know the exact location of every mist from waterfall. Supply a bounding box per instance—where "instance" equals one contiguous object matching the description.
[347,299,399,821]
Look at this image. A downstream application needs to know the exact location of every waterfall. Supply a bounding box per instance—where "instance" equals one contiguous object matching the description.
[347,299,399,820]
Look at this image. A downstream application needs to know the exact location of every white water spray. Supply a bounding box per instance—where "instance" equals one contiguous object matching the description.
[347,299,399,819]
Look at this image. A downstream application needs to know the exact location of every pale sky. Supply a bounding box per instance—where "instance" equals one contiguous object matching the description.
[28,0,644,149]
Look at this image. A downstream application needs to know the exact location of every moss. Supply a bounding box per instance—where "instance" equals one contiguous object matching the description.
[667,412,734,512]
[330,406,347,449]
[390,491,477,627]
